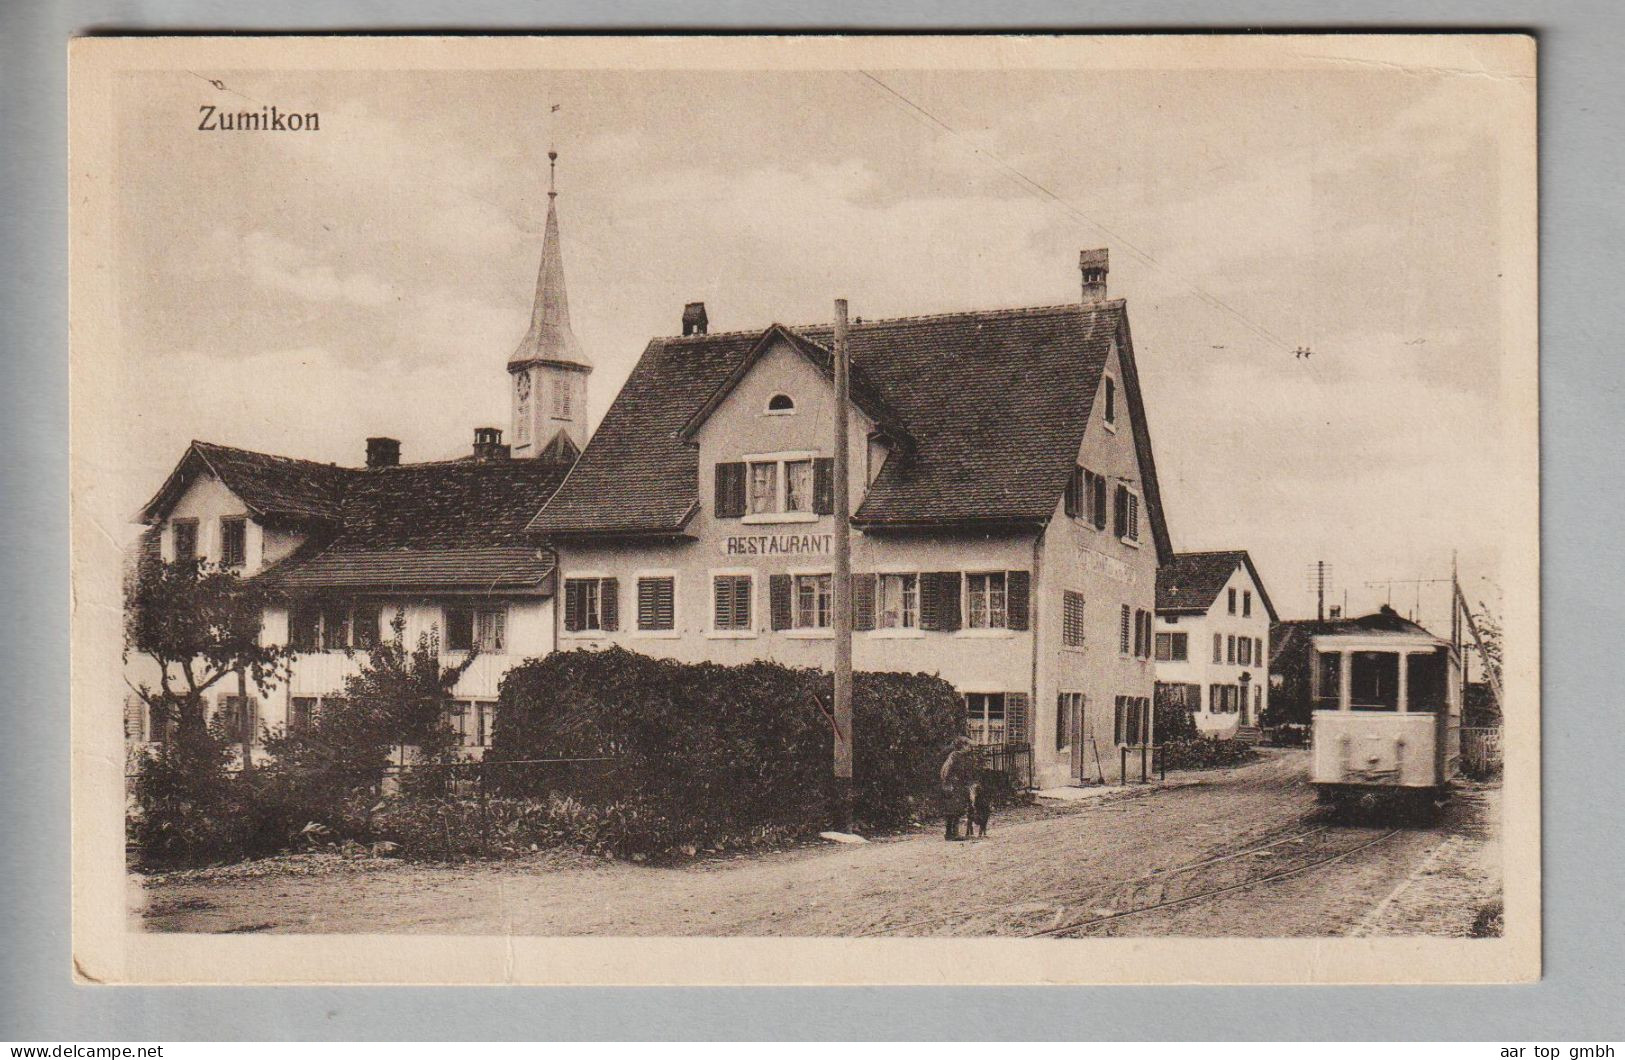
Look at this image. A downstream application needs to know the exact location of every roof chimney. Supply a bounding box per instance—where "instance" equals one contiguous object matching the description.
[1080,248,1109,304]
[365,437,400,469]
[682,302,709,336]
[472,426,510,463]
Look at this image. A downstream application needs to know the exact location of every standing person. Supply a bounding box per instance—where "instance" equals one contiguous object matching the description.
[940,736,979,841]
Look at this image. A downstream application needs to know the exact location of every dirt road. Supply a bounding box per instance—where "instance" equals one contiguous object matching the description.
[134,749,1500,937]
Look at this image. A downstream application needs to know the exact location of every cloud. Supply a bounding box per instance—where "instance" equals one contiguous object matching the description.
[238,230,399,307]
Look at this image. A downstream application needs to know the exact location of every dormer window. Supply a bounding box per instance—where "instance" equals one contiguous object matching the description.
[766,393,796,414]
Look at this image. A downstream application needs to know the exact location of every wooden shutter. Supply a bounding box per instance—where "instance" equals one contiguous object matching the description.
[769,574,792,631]
[1114,484,1128,538]
[936,572,962,632]
[853,573,876,632]
[1006,570,1031,631]
[1092,473,1107,530]
[813,457,835,515]
[562,582,582,632]
[1005,692,1029,744]
[715,462,746,518]
[600,578,619,632]
[712,577,732,630]
[1064,467,1081,517]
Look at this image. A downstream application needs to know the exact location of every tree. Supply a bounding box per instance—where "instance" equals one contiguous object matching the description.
[123,555,292,764]
[268,610,476,794]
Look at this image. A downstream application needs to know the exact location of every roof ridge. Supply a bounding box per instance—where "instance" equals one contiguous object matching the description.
[192,439,356,472]
[1171,549,1250,558]
[657,299,1123,344]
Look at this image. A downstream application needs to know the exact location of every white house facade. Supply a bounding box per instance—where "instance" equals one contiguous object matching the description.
[1153,550,1278,739]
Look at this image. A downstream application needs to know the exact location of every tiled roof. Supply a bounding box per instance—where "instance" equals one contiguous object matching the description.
[137,441,354,525]
[264,457,573,593]
[530,301,1172,557]
[270,546,555,593]
[143,440,572,593]
[1156,550,1278,621]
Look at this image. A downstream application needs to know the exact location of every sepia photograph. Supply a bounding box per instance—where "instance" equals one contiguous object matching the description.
[67,34,1539,985]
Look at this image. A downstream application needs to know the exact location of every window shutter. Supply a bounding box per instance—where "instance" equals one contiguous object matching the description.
[637,579,655,630]
[1093,473,1107,530]
[918,572,942,631]
[853,573,876,632]
[1114,485,1128,538]
[563,582,582,632]
[713,577,731,630]
[769,574,792,631]
[937,572,962,632]
[813,457,835,515]
[715,462,746,518]
[600,578,619,632]
[1064,467,1081,517]
[1006,570,1031,631]
[732,576,752,629]
[1006,692,1030,745]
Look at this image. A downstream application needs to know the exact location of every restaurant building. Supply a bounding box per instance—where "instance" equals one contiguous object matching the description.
[530,249,1174,788]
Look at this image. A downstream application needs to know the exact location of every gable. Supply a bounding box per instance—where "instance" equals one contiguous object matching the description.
[688,336,877,456]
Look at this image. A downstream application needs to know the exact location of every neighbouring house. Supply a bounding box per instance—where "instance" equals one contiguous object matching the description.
[528,248,1174,789]
[126,158,589,758]
[1153,550,1277,739]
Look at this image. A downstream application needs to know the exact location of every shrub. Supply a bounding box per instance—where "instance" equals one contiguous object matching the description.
[1155,700,1198,743]
[1161,735,1257,772]
[489,647,963,852]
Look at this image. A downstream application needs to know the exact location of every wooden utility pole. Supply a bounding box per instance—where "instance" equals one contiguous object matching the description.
[832,298,855,832]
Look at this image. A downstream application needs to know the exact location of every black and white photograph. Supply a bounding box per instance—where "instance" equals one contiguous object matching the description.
[67,34,1539,985]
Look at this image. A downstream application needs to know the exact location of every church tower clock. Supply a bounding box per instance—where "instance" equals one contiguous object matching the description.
[508,149,591,462]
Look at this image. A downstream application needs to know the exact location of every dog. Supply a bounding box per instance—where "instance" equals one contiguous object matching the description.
[967,779,993,838]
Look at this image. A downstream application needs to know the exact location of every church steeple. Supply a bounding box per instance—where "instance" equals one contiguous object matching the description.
[510,149,591,460]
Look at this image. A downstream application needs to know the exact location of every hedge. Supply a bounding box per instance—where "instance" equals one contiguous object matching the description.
[487,647,964,851]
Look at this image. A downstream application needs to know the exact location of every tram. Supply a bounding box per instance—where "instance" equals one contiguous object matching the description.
[1309,612,1462,813]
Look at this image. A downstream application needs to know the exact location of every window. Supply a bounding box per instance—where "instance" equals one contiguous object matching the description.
[1257,637,1264,666]
[352,607,380,649]
[1134,609,1153,658]
[1407,649,1449,713]
[321,605,351,652]
[172,519,198,564]
[1091,473,1107,531]
[965,692,1006,746]
[1113,486,1141,543]
[1119,605,1132,654]
[288,697,317,735]
[1057,691,1085,751]
[1227,635,1237,664]
[1064,465,1085,518]
[1243,590,1253,618]
[217,695,257,744]
[637,576,676,631]
[449,700,499,748]
[784,459,813,513]
[1350,651,1400,711]
[748,461,779,515]
[1104,375,1117,426]
[220,516,247,567]
[1156,681,1201,713]
[1062,591,1086,647]
[1213,633,1223,664]
[1228,588,1237,615]
[966,572,1008,630]
[1113,695,1149,745]
[1208,684,1240,714]
[290,605,321,652]
[1239,637,1253,666]
[446,606,508,652]
[1314,651,1343,710]
[564,577,618,633]
[766,392,795,413]
[1155,631,1188,662]
[878,573,919,630]
[713,574,753,631]
[794,573,833,630]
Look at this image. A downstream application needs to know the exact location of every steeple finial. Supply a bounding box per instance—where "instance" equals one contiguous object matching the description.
[508,146,589,373]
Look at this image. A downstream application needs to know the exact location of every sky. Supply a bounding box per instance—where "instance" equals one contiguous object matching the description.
[108,56,1531,629]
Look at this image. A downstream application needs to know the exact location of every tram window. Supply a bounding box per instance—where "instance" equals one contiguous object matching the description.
[1407,649,1448,713]
[1314,652,1342,710]
[1350,651,1400,711]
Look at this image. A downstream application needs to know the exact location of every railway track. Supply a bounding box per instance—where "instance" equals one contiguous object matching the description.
[854,820,1401,938]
